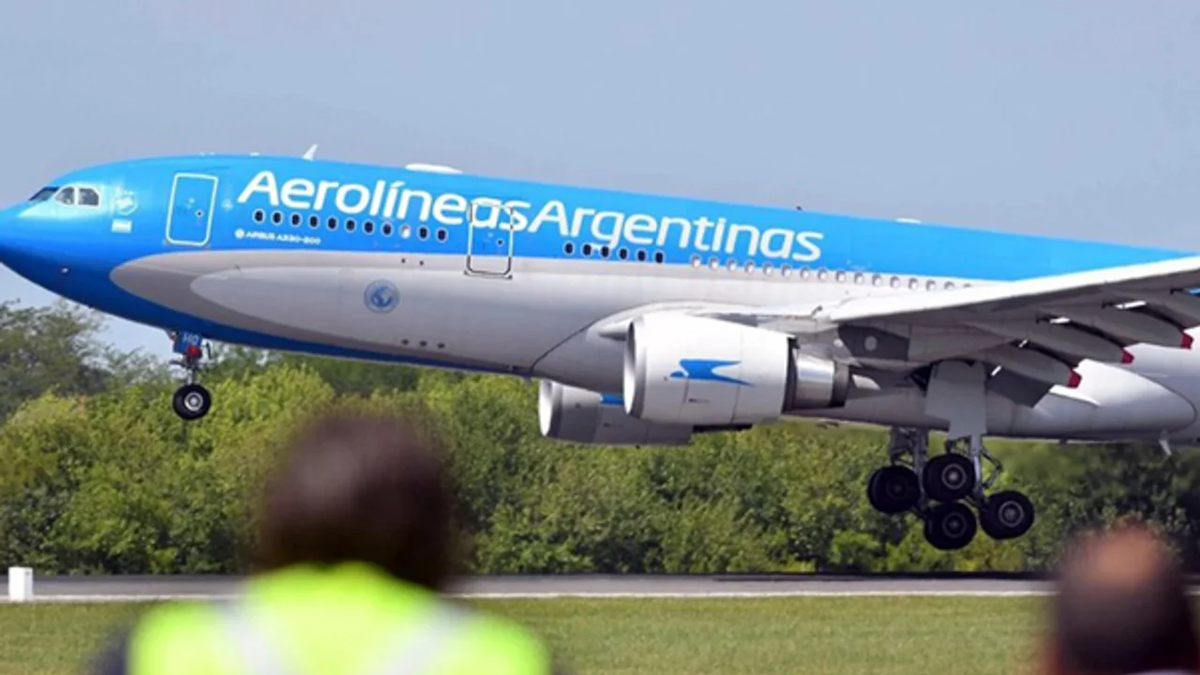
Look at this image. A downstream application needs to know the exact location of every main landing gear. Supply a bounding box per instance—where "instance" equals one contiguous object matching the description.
[168,330,213,421]
[866,426,1035,550]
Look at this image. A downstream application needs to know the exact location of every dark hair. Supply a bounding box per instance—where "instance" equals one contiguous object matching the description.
[1053,524,1199,675]
[254,410,454,590]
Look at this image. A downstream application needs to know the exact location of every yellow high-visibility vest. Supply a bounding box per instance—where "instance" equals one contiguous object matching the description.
[105,562,555,675]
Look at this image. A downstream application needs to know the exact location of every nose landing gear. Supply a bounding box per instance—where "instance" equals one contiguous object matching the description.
[168,331,212,421]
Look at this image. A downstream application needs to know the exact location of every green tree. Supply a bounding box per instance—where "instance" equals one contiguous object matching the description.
[0,300,134,420]
[7,338,1200,576]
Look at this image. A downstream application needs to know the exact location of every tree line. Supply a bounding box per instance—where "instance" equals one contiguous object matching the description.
[2,299,1200,575]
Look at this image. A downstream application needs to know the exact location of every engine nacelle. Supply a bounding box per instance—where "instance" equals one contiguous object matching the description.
[623,313,851,426]
[538,380,694,446]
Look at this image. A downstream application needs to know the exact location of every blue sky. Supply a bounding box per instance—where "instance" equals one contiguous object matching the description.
[1,1,1198,361]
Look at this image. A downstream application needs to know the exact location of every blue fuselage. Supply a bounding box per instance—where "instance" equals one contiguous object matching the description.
[2,153,1198,440]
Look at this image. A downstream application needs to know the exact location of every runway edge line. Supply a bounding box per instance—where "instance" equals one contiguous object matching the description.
[1,590,1064,603]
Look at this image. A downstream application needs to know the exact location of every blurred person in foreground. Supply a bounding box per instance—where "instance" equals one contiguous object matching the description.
[89,410,561,675]
[1042,523,1199,675]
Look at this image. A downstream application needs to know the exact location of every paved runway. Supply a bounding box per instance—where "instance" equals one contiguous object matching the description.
[2,574,1060,602]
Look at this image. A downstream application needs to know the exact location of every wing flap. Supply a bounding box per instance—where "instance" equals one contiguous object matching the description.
[808,254,1200,370]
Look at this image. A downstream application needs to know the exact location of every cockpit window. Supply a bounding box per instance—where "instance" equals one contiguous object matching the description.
[78,188,100,207]
[29,187,58,202]
[45,185,103,208]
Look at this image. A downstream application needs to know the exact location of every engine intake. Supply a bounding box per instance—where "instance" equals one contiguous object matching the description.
[538,380,694,446]
[623,313,850,426]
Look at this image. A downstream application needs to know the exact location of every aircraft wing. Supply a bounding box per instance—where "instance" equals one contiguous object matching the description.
[816,254,1200,328]
[690,255,1200,403]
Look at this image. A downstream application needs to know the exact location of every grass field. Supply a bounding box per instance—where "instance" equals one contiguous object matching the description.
[0,597,1049,675]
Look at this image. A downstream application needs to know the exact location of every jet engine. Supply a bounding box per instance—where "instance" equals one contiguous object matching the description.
[623,313,850,426]
[538,380,695,446]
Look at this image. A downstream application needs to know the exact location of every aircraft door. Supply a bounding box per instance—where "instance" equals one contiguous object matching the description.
[165,173,218,247]
[465,198,515,277]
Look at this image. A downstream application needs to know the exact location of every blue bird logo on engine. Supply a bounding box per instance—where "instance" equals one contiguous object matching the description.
[669,359,751,386]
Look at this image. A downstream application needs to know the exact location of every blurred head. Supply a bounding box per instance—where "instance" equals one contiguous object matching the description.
[1046,523,1198,675]
[255,409,454,590]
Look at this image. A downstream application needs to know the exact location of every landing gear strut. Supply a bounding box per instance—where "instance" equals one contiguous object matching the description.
[865,426,1035,551]
[168,331,212,421]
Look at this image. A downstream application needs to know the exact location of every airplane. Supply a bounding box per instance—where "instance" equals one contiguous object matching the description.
[3,146,1200,552]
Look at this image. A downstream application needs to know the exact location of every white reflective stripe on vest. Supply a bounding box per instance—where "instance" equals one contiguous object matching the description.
[220,599,470,675]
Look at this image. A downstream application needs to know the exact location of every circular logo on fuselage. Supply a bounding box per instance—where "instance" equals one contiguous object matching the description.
[114,189,139,216]
[364,280,399,313]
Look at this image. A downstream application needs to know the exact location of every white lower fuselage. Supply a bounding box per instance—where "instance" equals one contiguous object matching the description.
[109,249,1200,445]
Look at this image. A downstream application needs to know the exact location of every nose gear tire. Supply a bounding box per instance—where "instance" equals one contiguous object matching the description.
[172,383,212,421]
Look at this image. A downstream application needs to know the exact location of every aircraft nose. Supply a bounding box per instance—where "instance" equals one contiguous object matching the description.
[0,202,22,223]
[0,204,32,260]
[0,205,16,253]
[0,204,16,235]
